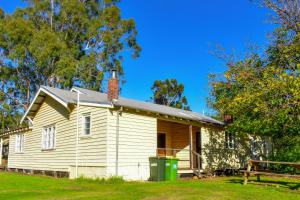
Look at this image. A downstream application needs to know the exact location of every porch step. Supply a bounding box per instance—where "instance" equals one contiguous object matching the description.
[178,168,204,179]
[178,169,193,174]
[178,168,203,173]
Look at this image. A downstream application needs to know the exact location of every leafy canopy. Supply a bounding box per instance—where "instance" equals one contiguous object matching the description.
[0,0,141,130]
[151,79,190,110]
[209,0,300,162]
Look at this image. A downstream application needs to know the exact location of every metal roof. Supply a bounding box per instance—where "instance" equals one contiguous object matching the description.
[23,86,223,125]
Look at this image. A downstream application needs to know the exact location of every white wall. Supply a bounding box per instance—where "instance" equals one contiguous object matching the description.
[106,110,157,180]
[8,96,108,176]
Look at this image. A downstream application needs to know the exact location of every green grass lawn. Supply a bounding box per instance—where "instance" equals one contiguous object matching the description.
[0,172,299,200]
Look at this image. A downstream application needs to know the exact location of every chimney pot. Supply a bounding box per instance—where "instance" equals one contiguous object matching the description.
[112,69,116,79]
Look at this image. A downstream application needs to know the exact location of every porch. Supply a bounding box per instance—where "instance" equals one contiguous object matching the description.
[157,120,203,176]
[0,137,9,169]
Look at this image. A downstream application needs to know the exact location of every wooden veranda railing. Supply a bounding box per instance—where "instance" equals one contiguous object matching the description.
[192,150,202,176]
[156,148,203,176]
[156,148,183,157]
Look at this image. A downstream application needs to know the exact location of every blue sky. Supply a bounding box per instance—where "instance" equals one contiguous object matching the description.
[0,0,275,114]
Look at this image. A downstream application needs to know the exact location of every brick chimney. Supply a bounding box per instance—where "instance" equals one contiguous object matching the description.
[224,114,233,124]
[107,70,119,101]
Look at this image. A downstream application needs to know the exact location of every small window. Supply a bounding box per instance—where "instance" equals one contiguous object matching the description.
[42,125,56,150]
[251,138,258,155]
[225,132,234,149]
[15,134,24,153]
[82,114,91,135]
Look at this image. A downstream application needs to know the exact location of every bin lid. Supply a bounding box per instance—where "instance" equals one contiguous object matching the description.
[149,156,167,160]
[165,156,179,160]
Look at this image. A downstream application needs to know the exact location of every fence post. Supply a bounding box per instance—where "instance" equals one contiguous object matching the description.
[243,161,252,185]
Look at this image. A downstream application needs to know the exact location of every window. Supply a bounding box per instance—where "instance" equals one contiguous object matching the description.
[250,138,258,157]
[82,114,91,135]
[42,125,56,150]
[225,132,234,149]
[15,134,24,153]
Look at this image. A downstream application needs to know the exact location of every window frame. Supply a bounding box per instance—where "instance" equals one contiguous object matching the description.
[82,113,92,136]
[41,124,56,151]
[225,132,235,150]
[250,138,258,155]
[15,134,25,153]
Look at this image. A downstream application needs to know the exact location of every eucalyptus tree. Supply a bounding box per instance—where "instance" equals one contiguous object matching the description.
[151,79,190,110]
[0,0,141,130]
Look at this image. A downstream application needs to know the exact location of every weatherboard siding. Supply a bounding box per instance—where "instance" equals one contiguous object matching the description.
[201,126,247,170]
[8,96,107,177]
[106,110,157,180]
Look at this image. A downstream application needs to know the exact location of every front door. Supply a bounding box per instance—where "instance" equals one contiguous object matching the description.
[157,133,166,156]
[1,143,9,167]
[195,132,202,169]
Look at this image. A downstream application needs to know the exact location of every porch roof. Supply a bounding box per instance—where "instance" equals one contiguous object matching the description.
[0,126,32,137]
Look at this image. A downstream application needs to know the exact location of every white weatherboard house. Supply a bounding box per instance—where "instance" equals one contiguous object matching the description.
[0,72,270,180]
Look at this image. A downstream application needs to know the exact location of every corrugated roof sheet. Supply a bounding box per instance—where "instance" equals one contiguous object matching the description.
[40,86,223,125]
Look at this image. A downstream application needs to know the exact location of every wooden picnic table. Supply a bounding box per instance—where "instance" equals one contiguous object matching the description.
[242,160,300,185]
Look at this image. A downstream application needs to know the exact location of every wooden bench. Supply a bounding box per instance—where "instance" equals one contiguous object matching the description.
[242,160,300,185]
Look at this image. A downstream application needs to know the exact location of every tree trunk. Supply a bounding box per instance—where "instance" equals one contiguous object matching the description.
[25,79,30,110]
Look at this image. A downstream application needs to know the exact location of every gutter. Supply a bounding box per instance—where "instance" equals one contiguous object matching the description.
[0,126,32,137]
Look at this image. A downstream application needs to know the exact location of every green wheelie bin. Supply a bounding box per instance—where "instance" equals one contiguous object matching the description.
[149,157,166,181]
[165,157,179,181]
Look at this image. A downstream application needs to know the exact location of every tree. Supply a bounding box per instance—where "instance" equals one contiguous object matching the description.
[209,1,300,162]
[151,79,190,110]
[0,0,141,131]
[262,0,300,32]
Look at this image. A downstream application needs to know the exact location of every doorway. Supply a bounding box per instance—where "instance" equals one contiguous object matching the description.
[195,131,202,169]
[1,140,9,167]
[157,133,166,149]
[157,133,166,156]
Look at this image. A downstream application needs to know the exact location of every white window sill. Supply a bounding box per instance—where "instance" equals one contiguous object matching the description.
[80,134,92,139]
[41,148,56,151]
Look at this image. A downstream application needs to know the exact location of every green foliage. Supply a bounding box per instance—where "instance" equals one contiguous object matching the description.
[209,2,300,163]
[0,0,141,130]
[151,79,190,110]
[269,145,300,173]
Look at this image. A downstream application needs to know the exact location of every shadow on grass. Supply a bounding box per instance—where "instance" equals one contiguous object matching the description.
[226,177,300,191]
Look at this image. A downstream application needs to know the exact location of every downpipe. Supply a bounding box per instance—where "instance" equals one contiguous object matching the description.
[115,106,123,176]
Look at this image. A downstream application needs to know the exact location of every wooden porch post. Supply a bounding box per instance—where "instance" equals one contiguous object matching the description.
[189,125,193,169]
[199,127,202,169]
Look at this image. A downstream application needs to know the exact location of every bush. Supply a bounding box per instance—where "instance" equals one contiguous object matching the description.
[269,143,300,174]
